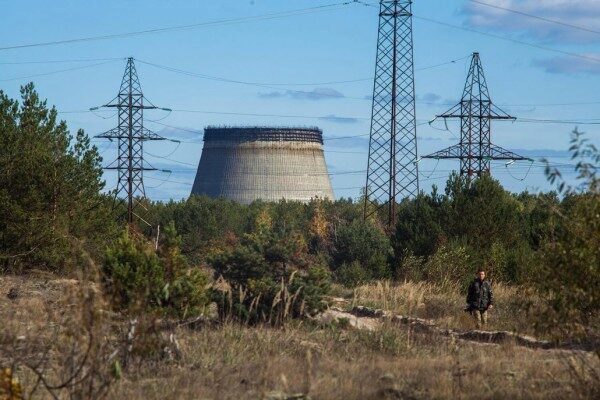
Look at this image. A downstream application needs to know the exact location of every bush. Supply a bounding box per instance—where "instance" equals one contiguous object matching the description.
[442,173,522,264]
[537,193,600,338]
[332,220,392,281]
[102,223,209,318]
[210,229,330,324]
[398,243,471,285]
[102,231,165,311]
[536,130,600,339]
[336,261,370,288]
[393,193,444,261]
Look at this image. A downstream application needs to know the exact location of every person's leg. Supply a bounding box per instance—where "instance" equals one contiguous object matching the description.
[471,309,482,329]
[481,310,488,327]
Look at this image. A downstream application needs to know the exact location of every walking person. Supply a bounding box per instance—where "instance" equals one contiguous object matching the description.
[466,268,494,329]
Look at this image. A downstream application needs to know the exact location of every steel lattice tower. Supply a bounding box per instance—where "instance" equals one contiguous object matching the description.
[423,52,529,176]
[94,57,171,224]
[365,0,419,226]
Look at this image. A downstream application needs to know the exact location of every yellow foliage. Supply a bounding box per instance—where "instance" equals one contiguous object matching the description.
[0,368,23,400]
[254,208,273,236]
[308,200,329,242]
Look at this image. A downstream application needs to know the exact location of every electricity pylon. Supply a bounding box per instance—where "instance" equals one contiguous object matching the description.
[423,52,529,176]
[365,0,419,227]
[93,57,172,225]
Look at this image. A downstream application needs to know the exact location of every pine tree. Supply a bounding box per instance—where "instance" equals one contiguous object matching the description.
[0,84,117,272]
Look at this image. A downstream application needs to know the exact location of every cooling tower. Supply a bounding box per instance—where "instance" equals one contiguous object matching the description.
[191,127,334,204]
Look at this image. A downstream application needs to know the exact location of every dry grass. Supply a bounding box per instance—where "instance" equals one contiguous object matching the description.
[0,272,116,399]
[347,280,544,335]
[1,275,598,400]
[112,323,598,400]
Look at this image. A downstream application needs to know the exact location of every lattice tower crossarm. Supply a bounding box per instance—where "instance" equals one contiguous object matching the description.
[364,0,419,226]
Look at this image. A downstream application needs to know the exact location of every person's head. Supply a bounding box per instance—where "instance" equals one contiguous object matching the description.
[476,268,486,281]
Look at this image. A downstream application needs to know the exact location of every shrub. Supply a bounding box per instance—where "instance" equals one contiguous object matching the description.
[332,220,392,281]
[102,223,209,318]
[398,243,471,285]
[537,193,600,338]
[537,130,600,339]
[102,231,165,310]
[210,230,330,324]
[336,261,370,288]
[442,173,522,264]
[393,193,444,261]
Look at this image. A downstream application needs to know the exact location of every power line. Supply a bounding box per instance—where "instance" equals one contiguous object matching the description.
[468,0,600,37]
[414,15,600,65]
[427,99,600,108]
[0,57,124,65]
[416,55,472,71]
[515,118,600,125]
[145,152,198,167]
[143,122,428,144]
[134,58,375,101]
[157,109,370,120]
[135,59,600,109]
[0,2,358,51]
[498,101,600,108]
[0,60,119,82]
[145,175,367,192]
[360,0,600,48]
[138,54,470,87]
[145,147,582,171]
[136,56,471,101]
[71,106,600,129]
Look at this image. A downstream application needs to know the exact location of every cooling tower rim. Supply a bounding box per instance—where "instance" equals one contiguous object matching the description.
[204,125,324,144]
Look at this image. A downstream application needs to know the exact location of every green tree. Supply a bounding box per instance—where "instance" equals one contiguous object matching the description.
[537,193,600,337]
[102,224,209,318]
[102,230,166,311]
[0,84,117,272]
[392,193,444,261]
[210,226,330,324]
[442,173,523,269]
[538,129,600,337]
[332,219,392,281]
[145,195,247,264]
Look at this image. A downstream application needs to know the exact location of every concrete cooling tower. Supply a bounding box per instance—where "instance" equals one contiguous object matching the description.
[191,127,334,204]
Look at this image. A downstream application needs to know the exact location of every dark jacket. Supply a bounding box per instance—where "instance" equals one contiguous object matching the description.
[466,278,494,311]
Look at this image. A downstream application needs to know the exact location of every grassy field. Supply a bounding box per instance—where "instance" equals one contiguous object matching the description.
[344,280,544,335]
[1,274,598,400]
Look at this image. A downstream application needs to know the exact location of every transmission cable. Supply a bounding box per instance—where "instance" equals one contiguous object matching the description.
[146,171,173,189]
[504,159,535,181]
[0,57,124,65]
[414,15,600,65]
[0,2,358,51]
[145,152,197,167]
[0,60,119,82]
[136,56,471,101]
[428,118,460,141]
[149,141,182,159]
[515,118,600,125]
[468,0,600,37]
[161,109,370,121]
[138,54,471,88]
[360,0,600,62]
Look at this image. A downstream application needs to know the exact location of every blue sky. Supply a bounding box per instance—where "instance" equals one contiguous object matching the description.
[1,0,599,201]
